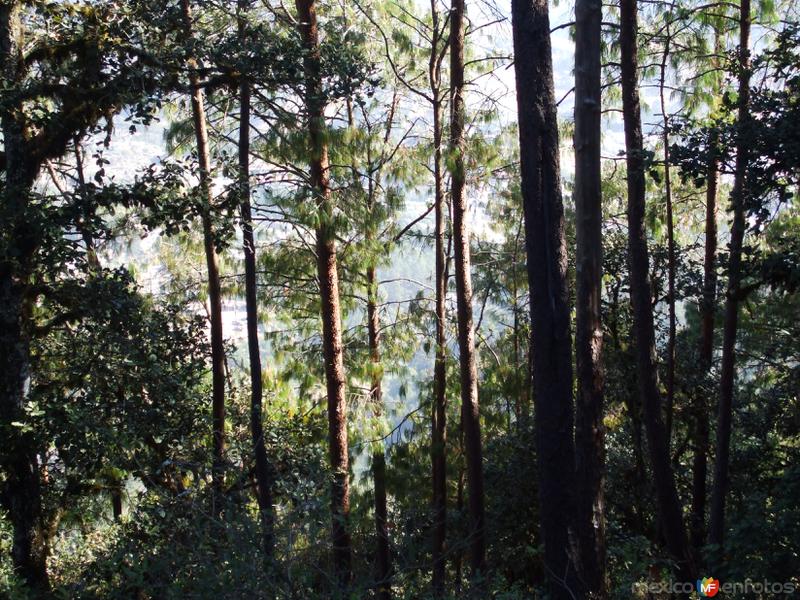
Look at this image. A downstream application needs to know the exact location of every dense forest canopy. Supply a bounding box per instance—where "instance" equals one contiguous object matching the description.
[1,0,799,598]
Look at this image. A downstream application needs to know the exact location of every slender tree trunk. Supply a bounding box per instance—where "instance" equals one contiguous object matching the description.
[179,0,227,515]
[0,4,49,591]
[619,0,695,581]
[453,428,466,597]
[429,3,448,590]
[692,124,719,556]
[371,448,390,600]
[692,28,723,557]
[709,0,750,550]
[237,0,275,562]
[512,0,578,597]
[73,141,101,271]
[699,145,719,368]
[574,0,606,592]
[367,297,391,599]
[295,0,352,590]
[448,0,486,585]
[367,259,391,600]
[659,25,677,447]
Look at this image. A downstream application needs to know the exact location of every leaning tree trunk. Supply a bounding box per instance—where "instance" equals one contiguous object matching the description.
[709,0,750,550]
[449,0,487,585]
[0,3,50,590]
[619,0,696,581]
[512,0,578,597]
[179,0,227,516]
[296,0,352,590]
[237,0,275,563]
[573,0,607,592]
[428,2,448,593]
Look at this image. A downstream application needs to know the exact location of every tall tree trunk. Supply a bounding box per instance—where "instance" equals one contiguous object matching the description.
[512,1,578,597]
[699,145,719,368]
[573,0,607,592]
[295,0,352,590]
[179,0,227,515]
[659,25,677,446]
[449,0,486,585]
[0,3,49,591]
[619,0,695,581]
[429,3,448,593]
[692,28,724,556]
[692,111,720,556]
[367,272,391,599]
[237,0,275,562]
[709,0,750,550]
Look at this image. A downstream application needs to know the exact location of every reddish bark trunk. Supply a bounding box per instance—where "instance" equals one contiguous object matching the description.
[296,0,352,589]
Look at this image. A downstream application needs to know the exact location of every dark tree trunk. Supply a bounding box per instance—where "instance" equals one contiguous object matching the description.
[453,431,466,597]
[367,264,391,599]
[111,484,123,521]
[709,0,750,550]
[429,3,448,592]
[296,0,352,590]
[449,0,487,585]
[573,0,607,592]
[512,0,578,597]
[179,0,227,515]
[691,129,719,556]
[699,146,719,369]
[0,282,48,593]
[619,0,695,581]
[0,4,49,591]
[372,447,391,600]
[237,0,275,563]
[659,29,677,447]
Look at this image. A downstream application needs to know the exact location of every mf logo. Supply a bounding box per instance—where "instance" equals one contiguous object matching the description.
[697,577,720,597]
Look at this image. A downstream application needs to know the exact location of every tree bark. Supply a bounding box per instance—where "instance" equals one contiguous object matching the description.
[372,447,390,600]
[179,0,227,516]
[0,4,49,591]
[699,145,719,369]
[619,0,695,581]
[512,0,578,596]
[295,0,352,590]
[449,0,487,585]
[691,130,719,556]
[573,0,607,592]
[429,2,448,593]
[692,28,723,556]
[709,0,750,550]
[237,0,275,563]
[659,25,677,447]
[367,228,391,600]
[111,483,123,521]
[372,443,391,600]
